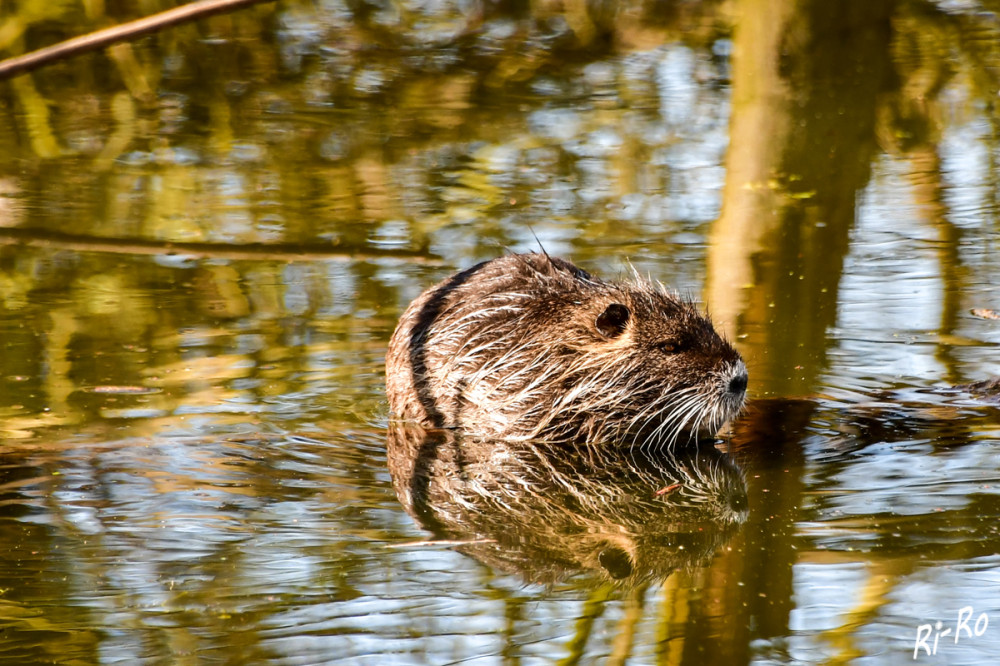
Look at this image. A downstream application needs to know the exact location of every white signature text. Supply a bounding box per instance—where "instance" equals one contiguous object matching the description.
[913,606,989,660]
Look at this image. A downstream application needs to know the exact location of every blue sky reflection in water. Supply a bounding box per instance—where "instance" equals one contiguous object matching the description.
[0,0,999,663]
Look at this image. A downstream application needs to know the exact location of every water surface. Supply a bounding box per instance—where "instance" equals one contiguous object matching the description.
[1,1,1000,664]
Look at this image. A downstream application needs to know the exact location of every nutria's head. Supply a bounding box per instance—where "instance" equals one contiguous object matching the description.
[526,268,747,447]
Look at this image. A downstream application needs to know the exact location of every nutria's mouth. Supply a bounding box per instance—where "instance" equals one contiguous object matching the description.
[672,360,748,444]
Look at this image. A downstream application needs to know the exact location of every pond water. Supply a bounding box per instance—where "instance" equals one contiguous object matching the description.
[1,1,1000,664]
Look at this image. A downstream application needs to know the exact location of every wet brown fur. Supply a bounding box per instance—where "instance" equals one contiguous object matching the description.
[385,253,747,447]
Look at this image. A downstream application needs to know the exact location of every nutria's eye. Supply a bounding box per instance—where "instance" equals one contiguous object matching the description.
[657,339,689,354]
[596,303,630,338]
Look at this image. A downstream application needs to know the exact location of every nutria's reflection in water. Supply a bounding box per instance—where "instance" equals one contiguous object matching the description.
[387,423,749,587]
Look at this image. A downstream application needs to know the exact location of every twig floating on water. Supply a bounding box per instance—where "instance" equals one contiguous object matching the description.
[654,483,682,496]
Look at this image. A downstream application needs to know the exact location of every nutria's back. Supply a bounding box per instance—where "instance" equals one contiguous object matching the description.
[385,253,747,447]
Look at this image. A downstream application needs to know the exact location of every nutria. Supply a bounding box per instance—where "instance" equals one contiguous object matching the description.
[385,253,747,447]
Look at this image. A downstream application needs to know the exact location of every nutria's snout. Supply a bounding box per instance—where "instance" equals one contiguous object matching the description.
[727,364,749,397]
[689,357,747,439]
[723,359,749,414]
[385,252,747,448]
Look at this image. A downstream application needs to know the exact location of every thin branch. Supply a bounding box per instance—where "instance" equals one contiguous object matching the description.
[0,226,444,265]
[0,0,277,80]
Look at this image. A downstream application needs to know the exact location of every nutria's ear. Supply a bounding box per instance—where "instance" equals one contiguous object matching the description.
[598,546,633,579]
[596,303,630,338]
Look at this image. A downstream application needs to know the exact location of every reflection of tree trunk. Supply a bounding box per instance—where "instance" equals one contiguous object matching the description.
[607,584,646,666]
[705,0,795,346]
[907,146,965,384]
[701,0,895,659]
[707,0,893,397]
[875,7,965,383]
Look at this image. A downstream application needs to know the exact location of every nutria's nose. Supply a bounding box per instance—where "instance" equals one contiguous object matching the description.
[728,371,748,396]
